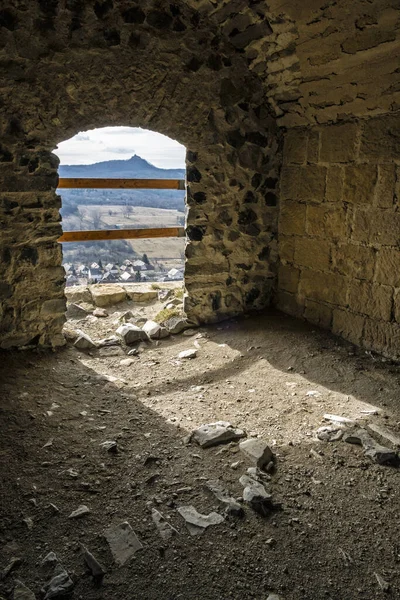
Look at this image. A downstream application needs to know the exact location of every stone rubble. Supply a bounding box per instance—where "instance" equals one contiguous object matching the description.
[104,522,143,566]
[1,557,22,580]
[116,324,147,345]
[205,479,244,517]
[40,554,74,600]
[192,422,246,448]
[93,308,108,318]
[74,331,97,350]
[142,320,169,340]
[177,506,224,536]
[316,425,345,442]
[65,303,89,320]
[151,509,179,541]
[239,474,274,516]
[13,580,36,600]
[81,546,105,584]
[239,438,273,470]
[342,428,397,465]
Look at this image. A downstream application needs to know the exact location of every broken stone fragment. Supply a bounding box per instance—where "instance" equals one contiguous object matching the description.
[74,331,97,350]
[13,580,35,600]
[97,335,120,347]
[93,308,108,318]
[104,521,143,566]
[65,303,89,320]
[239,438,273,470]
[100,440,118,453]
[177,505,224,536]
[239,474,274,516]
[119,358,135,367]
[316,425,344,442]
[151,509,179,541]
[178,348,197,359]
[192,421,246,448]
[164,316,192,334]
[205,479,244,517]
[366,423,400,449]
[116,324,147,345]
[42,563,74,600]
[323,414,355,425]
[142,320,169,340]
[1,557,22,581]
[68,505,90,519]
[81,545,105,584]
[343,427,397,464]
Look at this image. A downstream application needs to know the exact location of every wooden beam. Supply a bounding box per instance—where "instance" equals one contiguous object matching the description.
[58,178,185,190]
[58,227,185,243]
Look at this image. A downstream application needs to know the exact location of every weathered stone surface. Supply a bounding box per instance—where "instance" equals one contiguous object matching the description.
[116,324,147,345]
[192,422,246,448]
[93,308,108,318]
[42,563,74,600]
[239,474,273,516]
[124,285,158,303]
[13,580,35,600]
[177,506,224,535]
[142,320,169,339]
[205,479,244,517]
[82,546,105,582]
[104,522,143,566]
[65,286,92,304]
[320,123,358,163]
[151,509,178,541]
[343,428,397,465]
[68,505,90,519]
[164,317,192,334]
[239,439,273,469]
[90,285,127,307]
[178,349,197,359]
[74,331,97,350]
[65,303,88,320]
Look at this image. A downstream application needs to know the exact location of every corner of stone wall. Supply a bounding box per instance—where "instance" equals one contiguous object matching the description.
[276,113,400,360]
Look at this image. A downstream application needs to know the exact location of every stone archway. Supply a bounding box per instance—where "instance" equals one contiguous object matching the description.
[0,1,281,348]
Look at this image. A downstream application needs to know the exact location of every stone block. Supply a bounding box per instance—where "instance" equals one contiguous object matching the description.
[352,209,400,246]
[348,282,392,321]
[280,166,326,202]
[364,319,400,359]
[306,204,347,240]
[332,244,375,280]
[299,270,347,306]
[294,238,331,271]
[278,264,300,293]
[320,123,358,163]
[394,289,400,324]
[343,165,377,204]
[375,165,396,208]
[360,115,400,161]
[65,285,92,304]
[304,300,332,329]
[90,284,127,307]
[283,128,308,164]
[307,129,320,163]
[332,309,365,345]
[279,200,306,236]
[279,235,296,262]
[325,166,344,202]
[124,285,159,302]
[275,290,303,318]
[375,248,400,287]
[41,298,66,316]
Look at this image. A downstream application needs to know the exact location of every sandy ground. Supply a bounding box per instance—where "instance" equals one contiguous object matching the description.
[1,305,400,600]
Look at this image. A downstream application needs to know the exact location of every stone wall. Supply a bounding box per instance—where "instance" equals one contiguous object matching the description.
[0,0,281,348]
[277,114,400,358]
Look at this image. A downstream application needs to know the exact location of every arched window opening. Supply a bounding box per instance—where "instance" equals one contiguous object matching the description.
[54,127,186,287]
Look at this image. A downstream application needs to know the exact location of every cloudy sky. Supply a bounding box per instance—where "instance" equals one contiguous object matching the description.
[53,126,186,169]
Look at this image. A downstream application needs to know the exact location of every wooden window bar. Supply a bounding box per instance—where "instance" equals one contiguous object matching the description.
[57,177,186,243]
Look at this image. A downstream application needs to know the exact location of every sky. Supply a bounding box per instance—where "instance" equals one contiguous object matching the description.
[53,126,186,169]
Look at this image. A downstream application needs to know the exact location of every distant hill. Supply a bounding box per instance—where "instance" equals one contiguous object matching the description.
[59,154,185,179]
[59,155,186,217]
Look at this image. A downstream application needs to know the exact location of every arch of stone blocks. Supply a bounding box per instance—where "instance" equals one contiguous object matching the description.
[1,0,400,358]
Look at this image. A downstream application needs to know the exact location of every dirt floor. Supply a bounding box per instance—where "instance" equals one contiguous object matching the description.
[1,302,400,600]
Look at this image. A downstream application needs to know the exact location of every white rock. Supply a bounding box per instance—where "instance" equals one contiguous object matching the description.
[104,521,143,566]
[120,358,135,366]
[142,320,169,340]
[93,308,108,317]
[68,505,90,519]
[178,349,197,359]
